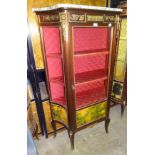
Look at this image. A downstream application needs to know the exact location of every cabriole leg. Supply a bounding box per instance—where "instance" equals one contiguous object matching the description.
[105,118,110,133]
[51,120,56,138]
[70,132,75,150]
[121,101,126,117]
[67,130,70,138]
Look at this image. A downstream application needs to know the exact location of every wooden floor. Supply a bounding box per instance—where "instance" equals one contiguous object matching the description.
[34,105,127,155]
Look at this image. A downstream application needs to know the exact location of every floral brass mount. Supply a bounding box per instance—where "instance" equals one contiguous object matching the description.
[104,15,115,22]
[59,12,68,41]
[39,14,60,23]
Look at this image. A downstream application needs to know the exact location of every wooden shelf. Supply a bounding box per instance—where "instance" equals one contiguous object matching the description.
[50,69,108,85]
[74,49,109,57]
[75,69,108,85]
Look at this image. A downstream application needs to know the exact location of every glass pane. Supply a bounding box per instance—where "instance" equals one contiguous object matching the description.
[74,27,110,52]
[73,27,111,109]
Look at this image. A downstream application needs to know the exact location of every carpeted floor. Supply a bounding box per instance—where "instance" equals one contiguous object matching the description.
[34,105,127,155]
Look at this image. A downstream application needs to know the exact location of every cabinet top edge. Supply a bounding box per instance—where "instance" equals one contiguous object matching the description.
[32,4,122,13]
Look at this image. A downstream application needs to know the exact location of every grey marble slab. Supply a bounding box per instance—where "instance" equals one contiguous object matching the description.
[32,4,122,12]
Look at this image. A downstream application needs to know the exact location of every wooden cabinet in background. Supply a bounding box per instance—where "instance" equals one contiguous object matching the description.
[111,1,127,117]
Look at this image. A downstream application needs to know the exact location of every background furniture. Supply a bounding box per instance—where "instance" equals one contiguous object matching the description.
[33,4,122,148]
[111,1,127,116]
[27,37,48,137]
[28,33,65,137]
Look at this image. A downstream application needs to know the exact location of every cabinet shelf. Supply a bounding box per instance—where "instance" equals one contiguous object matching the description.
[49,69,108,85]
[75,69,108,85]
[76,86,107,109]
[74,49,109,57]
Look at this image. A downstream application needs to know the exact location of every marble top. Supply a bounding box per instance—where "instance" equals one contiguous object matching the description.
[32,4,122,12]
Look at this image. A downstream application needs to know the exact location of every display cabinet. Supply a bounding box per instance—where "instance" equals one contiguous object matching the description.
[33,4,122,149]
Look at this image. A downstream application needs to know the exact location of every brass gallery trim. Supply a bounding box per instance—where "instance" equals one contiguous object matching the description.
[39,21,61,24]
[39,14,60,23]
[69,13,86,23]
[87,15,103,22]
[86,15,117,22]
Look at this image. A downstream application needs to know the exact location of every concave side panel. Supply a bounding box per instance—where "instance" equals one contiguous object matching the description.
[76,101,107,128]
[42,26,66,107]
[46,57,63,78]
[73,27,110,109]
[42,27,61,54]
[42,100,63,133]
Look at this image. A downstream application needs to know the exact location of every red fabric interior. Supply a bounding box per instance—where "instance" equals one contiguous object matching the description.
[42,26,110,108]
[50,82,65,100]
[75,79,107,109]
[74,27,109,52]
[46,57,63,78]
[42,26,66,106]
[73,27,110,108]
[74,54,107,74]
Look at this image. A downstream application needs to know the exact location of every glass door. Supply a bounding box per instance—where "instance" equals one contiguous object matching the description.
[73,26,111,110]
